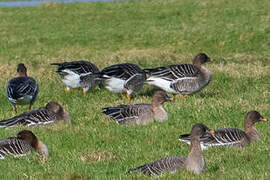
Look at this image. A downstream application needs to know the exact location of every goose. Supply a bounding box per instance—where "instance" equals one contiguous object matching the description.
[127,123,214,176]
[98,63,146,99]
[0,102,71,128]
[0,130,48,159]
[102,91,173,125]
[144,53,213,98]
[179,111,267,149]
[51,60,100,95]
[6,63,39,113]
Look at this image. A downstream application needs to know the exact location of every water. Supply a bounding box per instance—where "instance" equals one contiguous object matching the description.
[0,0,121,7]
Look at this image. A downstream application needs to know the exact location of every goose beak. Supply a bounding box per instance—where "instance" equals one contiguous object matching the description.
[210,129,215,134]
[261,117,267,122]
[209,58,214,62]
[166,96,174,101]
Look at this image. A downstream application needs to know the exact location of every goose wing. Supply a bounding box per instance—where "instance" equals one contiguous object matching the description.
[127,156,186,176]
[0,138,32,159]
[102,104,151,124]
[145,64,199,81]
[100,63,145,80]
[51,61,99,75]
[0,108,57,128]
[6,77,38,103]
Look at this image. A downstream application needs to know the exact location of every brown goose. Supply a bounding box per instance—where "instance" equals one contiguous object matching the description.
[127,123,213,176]
[6,63,39,113]
[0,130,48,159]
[0,102,71,128]
[102,91,173,125]
[179,111,267,149]
[145,53,213,98]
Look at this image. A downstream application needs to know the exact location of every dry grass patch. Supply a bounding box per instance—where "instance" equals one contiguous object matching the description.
[79,150,117,163]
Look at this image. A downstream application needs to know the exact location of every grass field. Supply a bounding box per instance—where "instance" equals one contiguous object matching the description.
[0,0,269,179]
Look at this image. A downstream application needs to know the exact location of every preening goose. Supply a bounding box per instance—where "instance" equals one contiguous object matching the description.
[6,63,39,113]
[98,63,146,99]
[0,102,71,128]
[51,60,100,95]
[127,123,213,176]
[145,53,213,98]
[0,130,48,159]
[102,91,173,125]
[179,111,267,149]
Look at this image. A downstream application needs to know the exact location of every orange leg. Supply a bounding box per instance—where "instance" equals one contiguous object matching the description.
[126,93,131,100]
[83,90,87,96]
[13,106,17,114]
[66,89,71,93]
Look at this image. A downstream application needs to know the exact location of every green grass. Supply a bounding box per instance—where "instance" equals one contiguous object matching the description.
[0,0,269,179]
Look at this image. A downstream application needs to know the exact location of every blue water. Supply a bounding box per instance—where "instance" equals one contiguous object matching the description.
[0,0,121,7]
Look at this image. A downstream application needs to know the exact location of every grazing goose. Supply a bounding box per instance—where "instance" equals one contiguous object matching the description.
[145,53,213,98]
[51,60,100,95]
[0,102,71,128]
[127,123,214,176]
[102,91,173,125]
[6,63,39,113]
[0,130,48,159]
[98,63,146,99]
[179,111,267,149]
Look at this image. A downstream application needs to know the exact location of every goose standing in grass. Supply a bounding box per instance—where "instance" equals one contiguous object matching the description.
[102,91,173,125]
[127,123,214,176]
[98,63,146,100]
[0,102,71,128]
[144,53,214,98]
[0,130,48,159]
[179,111,267,149]
[51,60,100,95]
[6,63,39,113]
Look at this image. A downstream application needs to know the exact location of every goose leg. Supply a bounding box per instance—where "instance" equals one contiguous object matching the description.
[66,87,71,93]
[126,93,131,100]
[13,106,17,114]
[29,105,32,111]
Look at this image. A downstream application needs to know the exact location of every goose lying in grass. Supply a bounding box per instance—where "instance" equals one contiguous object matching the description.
[145,53,213,98]
[102,91,173,125]
[0,130,48,159]
[0,102,71,128]
[127,123,213,176]
[7,63,39,113]
[179,111,267,149]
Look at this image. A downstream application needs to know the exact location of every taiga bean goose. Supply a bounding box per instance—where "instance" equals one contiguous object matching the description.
[51,60,100,95]
[179,111,267,149]
[6,63,39,113]
[102,91,173,125]
[145,53,213,98]
[0,102,71,128]
[127,123,213,176]
[0,130,48,159]
[98,63,146,99]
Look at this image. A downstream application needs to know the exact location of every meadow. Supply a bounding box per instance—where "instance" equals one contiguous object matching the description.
[0,0,269,179]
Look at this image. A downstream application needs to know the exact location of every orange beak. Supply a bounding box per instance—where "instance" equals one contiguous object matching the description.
[66,89,71,93]
[210,58,214,62]
[169,97,174,101]
[210,129,214,134]
[261,117,267,122]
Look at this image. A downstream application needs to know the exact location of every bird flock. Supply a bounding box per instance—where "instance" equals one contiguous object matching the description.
[0,52,267,177]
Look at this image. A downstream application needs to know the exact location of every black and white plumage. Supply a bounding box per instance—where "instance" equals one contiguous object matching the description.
[0,102,71,128]
[98,63,146,99]
[0,130,48,159]
[127,123,213,176]
[6,63,39,113]
[102,91,173,125]
[51,60,100,95]
[145,53,213,96]
[179,111,267,149]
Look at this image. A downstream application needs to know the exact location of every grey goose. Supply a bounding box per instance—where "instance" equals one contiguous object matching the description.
[98,63,146,99]
[0,130,48,159]
[6,63,39,113]
[127,123,214,176]
[179,111,267,149]
[145,53,213,98]
[51,60,100,95]
[102,91,173,125]
[0,102,71,128]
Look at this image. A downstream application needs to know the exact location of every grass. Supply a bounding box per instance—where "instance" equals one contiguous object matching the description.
[0,0,269,179]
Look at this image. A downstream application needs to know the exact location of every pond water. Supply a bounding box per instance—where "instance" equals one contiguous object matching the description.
[0,0,122,7]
